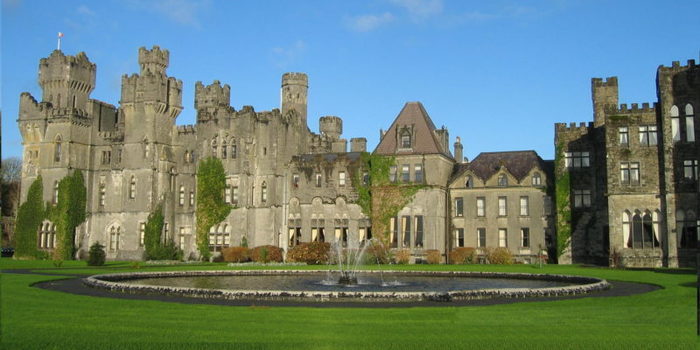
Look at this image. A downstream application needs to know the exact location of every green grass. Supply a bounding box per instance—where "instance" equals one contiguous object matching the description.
[1,258,697,349]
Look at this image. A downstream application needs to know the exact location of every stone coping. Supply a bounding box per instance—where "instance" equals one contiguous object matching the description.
[83,270,610,303]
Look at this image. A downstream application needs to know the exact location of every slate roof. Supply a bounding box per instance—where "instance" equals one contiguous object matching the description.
[374,102,451,157]
[450,150,548,183]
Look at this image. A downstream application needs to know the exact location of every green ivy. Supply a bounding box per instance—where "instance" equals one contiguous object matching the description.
[554,142,572,260]
[49,170,87,260]
[195,157,232,260]
[352,152,424,247]
[14,176,44,258]
[144,203,165,259]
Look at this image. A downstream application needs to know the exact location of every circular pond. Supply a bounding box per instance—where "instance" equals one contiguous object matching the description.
[84,270,610,303]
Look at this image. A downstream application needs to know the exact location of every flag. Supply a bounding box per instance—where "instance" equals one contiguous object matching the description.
[58,32,64,38]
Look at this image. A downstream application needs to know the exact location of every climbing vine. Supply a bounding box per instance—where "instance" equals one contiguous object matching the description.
[195,157,231,260]
[143,202,180,260]
[14,176,44,258]
[554,142,572,260]
[48,170,87,260]
[352,152,424,247]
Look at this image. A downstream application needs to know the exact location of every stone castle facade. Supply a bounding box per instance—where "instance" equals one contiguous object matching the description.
[16,46,698,266]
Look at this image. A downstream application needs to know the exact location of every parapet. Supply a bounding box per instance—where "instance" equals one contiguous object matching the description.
[139,45,169,75]
[609,102,656,114]
[282,72,308,87]
[350,137,367,152]
[591,76,618,87]
[320,116,343,139]
[195,80,231,110]
[39,50,96,92]
[555,121,593,133]
[659,59,697,72]
[177,124,196,135]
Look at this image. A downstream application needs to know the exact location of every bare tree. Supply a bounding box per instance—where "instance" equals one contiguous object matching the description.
[1,157,22,217]
[1,157,22,184]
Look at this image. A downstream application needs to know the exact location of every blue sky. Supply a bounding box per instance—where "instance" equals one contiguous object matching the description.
[2,0,699,160]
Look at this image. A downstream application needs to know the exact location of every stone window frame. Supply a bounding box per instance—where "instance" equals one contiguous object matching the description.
[455,197,464,217]
[455,228,465,248]
[638,125,658,146]
[685,103,695,143]
[670,105,681,143]
[572,189,591,208]
[564,151,590,168]
[618,126,629,146]
[401,164,410,183]
[465,175,474,188]
[519,196,529,216]
[620,161,640,185]
[414,216,424,248]
[38,220,56,250]
[414,164,423,183]
[624,210,660,249]
[53,181,59,204]
[498,196,507,217]
[476,227,486,248]
[676,209,698,249]
[179,185,186,206]
[338,171,346,187]
[315,173,322,187]
[261,182,268,203]
[189,191,195,206]
[476,197,485,217]
[129,176,136,200]
[520,227,530,248]
[109,225,121,251]
[498,228,507,248]
[683,159,699,181]
[139,222,146,246]
[531,172,541,186]
[497,174,508,187]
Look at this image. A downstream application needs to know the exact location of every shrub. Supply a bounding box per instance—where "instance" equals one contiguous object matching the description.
[87,242,106,266]
[486,247,513,265]
[394,249,410,264]
[250,245,283,263]
[286,242,330,265]
[222,246,250,263]
[365,241,391,264]
[425,249,442,264]
[149,240,182,261]
[449,247,477,264]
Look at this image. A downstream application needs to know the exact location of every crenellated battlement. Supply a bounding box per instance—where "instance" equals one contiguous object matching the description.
[320,116,343,139]
[195,80,231,110]
[282,72,308,87]
[177,124,196,135]
[138,45,169,75]
[606,102,656,114]
[555,121,593,133]
[660,59,697,71]
[591,76,618,87]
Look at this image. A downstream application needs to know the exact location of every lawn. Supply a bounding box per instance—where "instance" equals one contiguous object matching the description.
[1,259,697,349]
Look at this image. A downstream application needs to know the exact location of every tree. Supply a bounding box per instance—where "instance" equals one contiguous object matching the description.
[14,176,44,258]
[1,157,22,217]
[144,203,165,259]
[195,157,231,260]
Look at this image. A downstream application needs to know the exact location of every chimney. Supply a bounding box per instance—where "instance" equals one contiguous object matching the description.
[454,136,463,163]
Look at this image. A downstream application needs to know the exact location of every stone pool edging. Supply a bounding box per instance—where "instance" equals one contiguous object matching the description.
[82,270,611,303]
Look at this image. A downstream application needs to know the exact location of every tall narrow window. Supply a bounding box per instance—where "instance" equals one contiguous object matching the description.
[129,176,136,199]
[231,143,237,159]
[498,196,507,216]
[520,228,530,247]
[109,226,120,251]
[455,197,464,217]
[671,105,680,142]
[622,211,631,247]
[54,136,62,162]
[620,162,630,184]
[414,164,423,183]
[315,174,322,187]
[630,162,640,185]
[531,172,541,186]
[401,165,410,183]
[99,183,106,207]
[390,217,398,248]
[477,228,486,248]
[466,176,474,188]
[414,216,424,248]
[455,228,464,247]
[139,222,146,246]
[401,131,411,148]
[338,172,346,187]
[189,191,195,206]
[520,196,529,216]
[179,186,185,206]
[261,182,268,203]
[163,223,169,241]
[402,216,411,248]
[686,104,695,142]
[211,139,218,157]
[221,140,227,159]
[684,160,699,180]
[498,228,507,247]
[619,127,628,145]
[225,186,232,203]
[476,197,485,217]
[292,174,300,187]
[53,181,59,204]
[389,166,397,182]
[232,186,239,205]
[573,190,591,208]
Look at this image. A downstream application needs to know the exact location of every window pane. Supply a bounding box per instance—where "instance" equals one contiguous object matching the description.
[498,197,507,216]
[672,117,680,142]
[686,117,695,142]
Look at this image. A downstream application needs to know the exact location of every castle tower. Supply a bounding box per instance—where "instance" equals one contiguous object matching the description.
[120,46,183,144]
[320,116,342,140]
[195,80,231,123]
[38,50,96,111]
[591,77,619,127]
[281,73,308,127]
[454,136,464,163]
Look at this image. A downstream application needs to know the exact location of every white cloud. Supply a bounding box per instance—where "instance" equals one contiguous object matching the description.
[77,4,95,16]
[346,12,395,32]
[127,0,210,28]
[389,0,443,18]
[271,40,307,68]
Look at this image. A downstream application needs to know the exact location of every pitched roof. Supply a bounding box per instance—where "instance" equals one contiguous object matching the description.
[374,102,451,157]
[450,150,547,183]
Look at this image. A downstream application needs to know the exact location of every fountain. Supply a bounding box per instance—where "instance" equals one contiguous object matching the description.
[327,238,376,286]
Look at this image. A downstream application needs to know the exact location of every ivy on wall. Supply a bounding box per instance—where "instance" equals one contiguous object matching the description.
[48,170,87,260]
[554,142,572,260]
[352,152,424,247]
[195,157,232,260]
[143,203,180,260]
[14,176,44,258]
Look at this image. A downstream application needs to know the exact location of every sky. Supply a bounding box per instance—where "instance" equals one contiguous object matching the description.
[1,0,699,161]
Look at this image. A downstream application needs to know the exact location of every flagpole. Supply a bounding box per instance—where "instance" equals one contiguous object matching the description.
[57,32,63,51]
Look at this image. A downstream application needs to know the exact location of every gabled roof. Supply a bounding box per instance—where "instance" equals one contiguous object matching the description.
[374,102,450,156]
[450,150,547,184]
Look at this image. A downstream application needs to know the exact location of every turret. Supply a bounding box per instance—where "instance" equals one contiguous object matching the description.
[38,50,96,111]
[320,116,342,139]
[281,72,308,126]
[138,45,169,76]
[592,77,619,127]
[454,136,464,163]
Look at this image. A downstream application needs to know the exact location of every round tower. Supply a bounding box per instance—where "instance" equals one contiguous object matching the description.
[281,72,308,126]
[138,45,169,76]
[38,50,96,110]
[320,116,342,139]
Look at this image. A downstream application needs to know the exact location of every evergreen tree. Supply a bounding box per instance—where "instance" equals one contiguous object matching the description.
[51,170,87,260]
[14,176,44,258]
[196,157,231,260]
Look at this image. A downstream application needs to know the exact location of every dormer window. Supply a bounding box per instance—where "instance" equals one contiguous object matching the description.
[401,133,411,148]
[465,176,473,188]
[532,172,541,186]
[498,174,508,187]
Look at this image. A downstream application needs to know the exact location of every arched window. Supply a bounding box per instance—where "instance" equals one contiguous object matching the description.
[678,210,698,248]
[109,226,121,251]
[231,139,237,159]
[685,104,695,142]
[184,151,190,163]
[532,172,542,186]
[628,210,659,249]
[53,181,59,204]
[211,139,218,157]
[221,140,227,159]
[38,221,56,249]
[498,174,508,187]
[465,176,473,188]
[622,211,631,247]
[54,136,62,162]
[129,176,136,199]
[670,105,680,142]
[224,224,231,246]
[632,212,643,248]
[179,185,185,206]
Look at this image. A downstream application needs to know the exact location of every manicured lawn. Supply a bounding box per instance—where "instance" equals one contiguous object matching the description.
[1,258,697,349]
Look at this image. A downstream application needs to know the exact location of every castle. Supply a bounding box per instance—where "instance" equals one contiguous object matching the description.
[16,46,698,267]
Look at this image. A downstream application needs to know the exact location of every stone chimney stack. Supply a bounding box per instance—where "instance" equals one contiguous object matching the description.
[454,136,464,163]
